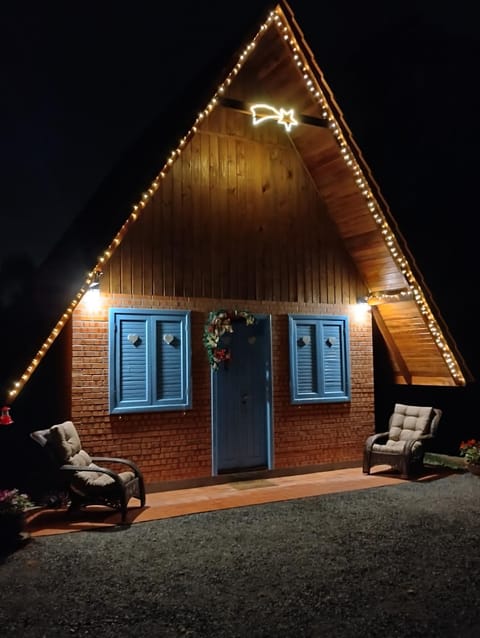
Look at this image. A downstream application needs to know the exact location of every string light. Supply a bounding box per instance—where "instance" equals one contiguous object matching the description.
[367,290,413,305]
[6,4,465,401]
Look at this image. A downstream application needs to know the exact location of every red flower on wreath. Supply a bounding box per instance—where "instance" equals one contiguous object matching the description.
[213,348,231,362]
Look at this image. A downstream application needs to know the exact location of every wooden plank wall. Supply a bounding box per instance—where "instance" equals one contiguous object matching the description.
[103,106,366,305]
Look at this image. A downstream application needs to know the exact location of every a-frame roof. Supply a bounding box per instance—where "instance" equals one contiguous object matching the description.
[3,0,473,403]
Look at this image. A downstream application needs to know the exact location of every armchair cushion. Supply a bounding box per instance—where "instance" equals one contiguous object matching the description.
[378,439,420,454]
[48,421,92,467]
[388,404,434,442]
[72,464,135,495]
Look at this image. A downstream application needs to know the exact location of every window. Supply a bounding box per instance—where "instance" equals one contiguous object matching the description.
[109,309,191,414]
[288,314,350,404]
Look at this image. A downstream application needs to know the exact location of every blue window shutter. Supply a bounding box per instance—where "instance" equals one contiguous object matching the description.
[154,316,190,407]
[289,319,319,400]
[289,315,350,404]
[109,309,191,414]
[111,315,149,411]
[320,320,349,400]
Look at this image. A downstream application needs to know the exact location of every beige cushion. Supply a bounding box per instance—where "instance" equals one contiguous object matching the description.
[388,403,434,442]
[373,439,422,454]
[49,421,92,466]
[72,464,135,496]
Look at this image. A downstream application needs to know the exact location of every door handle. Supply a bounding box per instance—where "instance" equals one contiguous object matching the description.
[241,394,249,404]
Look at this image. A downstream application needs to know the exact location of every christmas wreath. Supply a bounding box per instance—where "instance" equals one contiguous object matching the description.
[203,309,256,370]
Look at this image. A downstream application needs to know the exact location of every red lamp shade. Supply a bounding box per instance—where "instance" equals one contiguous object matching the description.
[0,406,13,425]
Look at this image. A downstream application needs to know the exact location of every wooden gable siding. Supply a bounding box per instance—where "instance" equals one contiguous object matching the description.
[102,105,366,305]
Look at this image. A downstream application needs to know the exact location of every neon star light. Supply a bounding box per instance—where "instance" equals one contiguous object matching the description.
[250,103,298,132]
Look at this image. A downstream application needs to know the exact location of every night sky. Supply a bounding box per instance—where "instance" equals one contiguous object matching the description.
[1,0,479,378]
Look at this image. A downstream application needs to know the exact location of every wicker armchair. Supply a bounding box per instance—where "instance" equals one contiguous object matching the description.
[30,421,145,522]
[363,404,442,479]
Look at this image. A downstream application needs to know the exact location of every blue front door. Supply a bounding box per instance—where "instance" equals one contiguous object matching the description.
[212,315,272,474]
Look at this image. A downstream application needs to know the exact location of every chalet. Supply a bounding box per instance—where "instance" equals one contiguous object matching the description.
[0,1,472,490]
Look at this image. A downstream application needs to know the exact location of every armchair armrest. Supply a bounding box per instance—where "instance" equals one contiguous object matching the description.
[365,431,389,453]
[416,434,434,442]
[363,431,389,474]
[404,433,436,457]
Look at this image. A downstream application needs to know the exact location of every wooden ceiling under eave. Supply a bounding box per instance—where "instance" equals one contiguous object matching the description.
[372,301,459,386]
[222,7,470,386]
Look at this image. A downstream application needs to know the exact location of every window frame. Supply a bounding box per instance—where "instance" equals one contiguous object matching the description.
[108,308,191,414]
[288,314,351,404]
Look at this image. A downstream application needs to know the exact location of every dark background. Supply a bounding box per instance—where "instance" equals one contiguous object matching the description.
[1,1,478,451]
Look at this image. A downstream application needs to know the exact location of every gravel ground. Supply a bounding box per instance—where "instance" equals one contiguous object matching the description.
[1,472,480,637]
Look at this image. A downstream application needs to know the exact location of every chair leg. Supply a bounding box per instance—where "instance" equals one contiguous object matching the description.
[67,491,83,514]
[139,483,146,507]
[120,493,128,524]
[362,452,371,475]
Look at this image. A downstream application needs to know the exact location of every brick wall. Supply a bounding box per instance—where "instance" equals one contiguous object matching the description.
[71,294,374,487]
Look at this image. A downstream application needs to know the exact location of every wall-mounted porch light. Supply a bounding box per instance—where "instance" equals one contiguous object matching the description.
[353,296,371,322]
[84,270,103,312]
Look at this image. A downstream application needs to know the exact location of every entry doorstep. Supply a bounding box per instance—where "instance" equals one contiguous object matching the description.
[145,460,362,494]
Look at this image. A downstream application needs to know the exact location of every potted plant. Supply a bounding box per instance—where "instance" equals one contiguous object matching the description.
[459,439,480,476]
[0,488,33,550]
